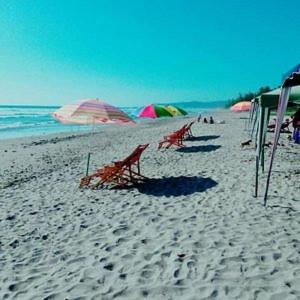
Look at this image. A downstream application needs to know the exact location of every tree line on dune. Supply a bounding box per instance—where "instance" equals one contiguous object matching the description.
[225,86,273,108]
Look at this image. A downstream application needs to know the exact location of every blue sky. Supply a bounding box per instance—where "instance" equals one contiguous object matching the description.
[0,0,299,107]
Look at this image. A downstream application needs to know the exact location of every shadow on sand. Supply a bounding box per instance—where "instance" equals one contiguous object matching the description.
[176,145,221,153]
[187,135,220,142]
[134,176,218,197]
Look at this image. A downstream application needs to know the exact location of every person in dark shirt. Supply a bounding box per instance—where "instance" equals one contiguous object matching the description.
[292,108,300,129]
[291,108,300,142]
[209,116,214,124]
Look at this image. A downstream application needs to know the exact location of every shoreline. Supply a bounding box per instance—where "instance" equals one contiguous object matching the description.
[0,107,225,142]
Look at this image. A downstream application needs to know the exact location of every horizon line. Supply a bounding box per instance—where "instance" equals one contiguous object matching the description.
[0,100,227,109]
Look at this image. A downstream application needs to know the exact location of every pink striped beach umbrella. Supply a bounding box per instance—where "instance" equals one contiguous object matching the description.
[53,99,135,175]
[53,99,135,125]
[231,101,251,112]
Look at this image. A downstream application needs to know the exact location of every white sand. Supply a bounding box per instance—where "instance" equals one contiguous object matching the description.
[0,110,299,300]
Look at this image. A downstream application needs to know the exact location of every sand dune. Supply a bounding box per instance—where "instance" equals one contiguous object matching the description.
[0,110,299,300]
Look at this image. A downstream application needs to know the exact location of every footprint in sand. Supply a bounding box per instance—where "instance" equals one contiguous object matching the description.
[103,263,114,271]
[174,268,180,278]
[112,225,129,236]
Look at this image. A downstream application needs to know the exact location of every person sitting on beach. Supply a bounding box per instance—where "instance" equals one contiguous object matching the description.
[268,118,291,133]
[267,118,276,131]
[209,116,214,124]
[291,109,300,141]
[281,118,291,132]
[203,117,208,124]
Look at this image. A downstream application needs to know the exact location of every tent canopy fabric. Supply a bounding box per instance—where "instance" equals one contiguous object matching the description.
[255,86,300,108]
[282,64,300,87]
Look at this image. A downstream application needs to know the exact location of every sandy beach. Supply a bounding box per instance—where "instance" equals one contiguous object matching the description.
[0,109,299,300]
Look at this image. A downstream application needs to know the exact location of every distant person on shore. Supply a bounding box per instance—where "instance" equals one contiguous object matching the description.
[203,117,208,124]
[209,116,214,124]
[197,114,202,122]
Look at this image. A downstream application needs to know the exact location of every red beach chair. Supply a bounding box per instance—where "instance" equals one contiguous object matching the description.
[158,125,187,149]
[183,121,194,140]
[80,144,149,188]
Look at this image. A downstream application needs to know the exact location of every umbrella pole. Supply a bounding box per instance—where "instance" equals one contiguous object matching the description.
[86,118,95,176]
[86,152,91,176]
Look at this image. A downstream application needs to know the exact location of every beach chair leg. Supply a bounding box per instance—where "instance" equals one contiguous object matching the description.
[79,174,95,188]
[91,178,106,189]
[166,142,173,149]
[158,142,163,150]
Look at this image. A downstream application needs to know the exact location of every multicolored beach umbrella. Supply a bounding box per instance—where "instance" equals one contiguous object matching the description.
[164,105,188,116]
[231,101,251,112]
[138,104,173,118]
[53,99,135,125]
[53,99,134,176]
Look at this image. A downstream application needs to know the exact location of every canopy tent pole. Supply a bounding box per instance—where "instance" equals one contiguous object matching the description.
[247,102,254,134]
[263,87,291,205]
[251,102,257,131]
[254,105,260,151]
[255,107,264,197]
[250,103,258,140]
[260,107,270,173]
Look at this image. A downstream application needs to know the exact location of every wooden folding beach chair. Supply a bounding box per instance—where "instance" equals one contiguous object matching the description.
[80,144,149,189]
[158,125,187,149]
[183,121,194,140]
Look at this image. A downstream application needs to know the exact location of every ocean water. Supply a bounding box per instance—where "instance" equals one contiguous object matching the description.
[0,101,225,140]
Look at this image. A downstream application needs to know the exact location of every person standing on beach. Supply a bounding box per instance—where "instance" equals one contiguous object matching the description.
[291,108,300,142]
[197,114,202,122]
[292,108,300,129]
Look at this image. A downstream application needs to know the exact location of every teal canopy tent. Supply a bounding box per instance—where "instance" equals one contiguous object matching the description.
[256,86,300,137]
[249,86,300,140]
[253,64,300,204]
[263,65,300,205]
